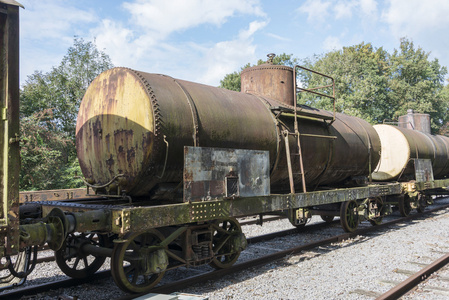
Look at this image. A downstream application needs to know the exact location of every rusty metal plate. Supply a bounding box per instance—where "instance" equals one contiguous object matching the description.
[414,159,434,182]
[183,146,270,202]
[19,188,89,203]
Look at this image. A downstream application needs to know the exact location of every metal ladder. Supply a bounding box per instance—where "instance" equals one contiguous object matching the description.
[283,65,336,194]
[284,129,306,193]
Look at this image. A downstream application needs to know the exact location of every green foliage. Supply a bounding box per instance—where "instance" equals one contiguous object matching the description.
[220,41,449,134]
[256,53,300,67]
[20,110,72,190]
[299,42,390,124]
[388,39,448,130]
[21,37,113,135]
[219,54,298,91]
[300,38,449,132]
[438,80,449,135]
[19,37,113,191]
[219,69,244,92]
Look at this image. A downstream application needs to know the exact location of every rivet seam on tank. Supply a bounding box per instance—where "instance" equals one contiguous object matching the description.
[126,68,164,173]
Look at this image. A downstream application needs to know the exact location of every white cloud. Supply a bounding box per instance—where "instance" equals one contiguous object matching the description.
[19,0,268,86]
[298,0,378,23]
[266,33,292,42]
[19,0,97,83]
[297,0,332,23]
[197,20,268,85]
[382,0,449,37]
[360,0,377,20]
[90,19,142,68]
[89,0,268,86]
[122,0,265,39]
[334,0,356,19]
[21,0,96,41]
[323,36,342,51]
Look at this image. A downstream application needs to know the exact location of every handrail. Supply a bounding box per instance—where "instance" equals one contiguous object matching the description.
[293,65,336,123]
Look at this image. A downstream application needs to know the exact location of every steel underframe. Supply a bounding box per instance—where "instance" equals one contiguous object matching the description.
[29,178,449,236]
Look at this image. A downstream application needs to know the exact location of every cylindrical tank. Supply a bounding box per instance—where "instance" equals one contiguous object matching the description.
[398,109,431,134]
[76,67,381,197]
[372,124,449,181]
[241,62,294,106]
[76,68,278,196]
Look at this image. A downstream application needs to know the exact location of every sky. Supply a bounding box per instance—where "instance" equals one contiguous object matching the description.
[18,0,449,87]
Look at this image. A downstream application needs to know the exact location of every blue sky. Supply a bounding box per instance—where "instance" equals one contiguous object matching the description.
[18,0,449,87]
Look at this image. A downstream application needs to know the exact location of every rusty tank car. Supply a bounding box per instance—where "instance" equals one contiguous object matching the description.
[5,3,449,294]
[76,62,380,198]
[373,123,449,181]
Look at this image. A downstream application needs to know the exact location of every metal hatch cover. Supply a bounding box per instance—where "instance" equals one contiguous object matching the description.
[183,146,270,202]
[414,159,434,182]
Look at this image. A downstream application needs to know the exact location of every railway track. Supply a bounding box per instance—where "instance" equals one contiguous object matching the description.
[2,203,449,300]
[375,252,449,299]
[20,215,286,267]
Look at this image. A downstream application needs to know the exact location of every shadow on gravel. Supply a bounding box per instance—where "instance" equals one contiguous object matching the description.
[179,206,449,295]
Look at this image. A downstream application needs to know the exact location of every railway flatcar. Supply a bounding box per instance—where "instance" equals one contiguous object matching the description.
[2,1,449,294]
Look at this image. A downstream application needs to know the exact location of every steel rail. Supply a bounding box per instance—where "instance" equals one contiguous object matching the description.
[0,271,112,300]
[2,203,449,300]
[376,252,449,300]
[29,216,287,265]
[119,203,449,299]
[0,217,328,299]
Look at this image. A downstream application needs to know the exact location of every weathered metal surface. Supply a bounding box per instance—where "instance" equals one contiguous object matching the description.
[76,68,278,197]
[105,183,401,235]
[398,109,431,134]
[69,209,111,233]
[183,147,270,202]
[268,105,381,191]
[240,59,380,191]
[0,2,21,256]
[414,159,434,182]
[19,188,89,203]
[18,208,111,250]
[241,56,294,106]
[19,222,50,248]
[38,201,122,216]
[0,0,23,8]
[373,124,449,181]
[408,178,449,192]
[77,63,383,198]
[29,182,402,235]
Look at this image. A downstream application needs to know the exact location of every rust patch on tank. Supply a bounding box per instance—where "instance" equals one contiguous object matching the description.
[106,154,114,168]
[114,129,136,176]
[127,147,136,167]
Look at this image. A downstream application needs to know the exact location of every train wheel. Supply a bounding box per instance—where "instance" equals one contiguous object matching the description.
[368,197,383,226]
[416,194,427,213]
[55,232,107,279]
[398,194,412,217]
[294,218,309,229]
[209,218,244,269]
[111,230,167,293]
[320,215,334,223]
[340,200,359,232]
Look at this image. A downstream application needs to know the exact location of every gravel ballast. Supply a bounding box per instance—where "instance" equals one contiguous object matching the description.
[3,198,449,299]
[183,199,449,299]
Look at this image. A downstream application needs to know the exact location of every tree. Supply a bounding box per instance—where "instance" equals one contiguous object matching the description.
[219,53,299,91]
[219,68,245,92]
[19,110,79,190]
[438,80,449,135]
[299,38,449,132]
[299,42,391,124]
[20,37,114,191]
[21,37,113,135]
[388,38,448,131]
